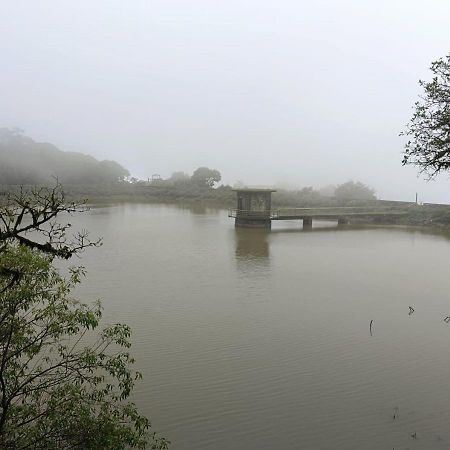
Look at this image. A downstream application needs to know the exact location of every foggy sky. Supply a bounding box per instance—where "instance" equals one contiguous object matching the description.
[1,0,450,202]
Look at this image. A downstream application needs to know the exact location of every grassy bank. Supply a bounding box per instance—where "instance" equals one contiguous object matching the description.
[2,183,450,228]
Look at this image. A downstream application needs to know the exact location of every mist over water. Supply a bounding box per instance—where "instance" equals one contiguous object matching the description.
[2,1,450,201]
[72,204,450,449]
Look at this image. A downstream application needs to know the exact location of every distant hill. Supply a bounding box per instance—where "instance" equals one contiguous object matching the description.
[0,128,129,185]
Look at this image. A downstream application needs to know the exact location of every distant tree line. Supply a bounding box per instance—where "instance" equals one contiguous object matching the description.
[130,167,222,189]
[136,169,376,203]
[0,128,379,206]
[0,128,129,185]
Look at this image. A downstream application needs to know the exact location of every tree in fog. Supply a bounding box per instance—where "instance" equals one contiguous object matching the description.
[0,185,168,449]
[334,181,376,200]
[0,128,129,185]
[318,185,336,197]
[402,54,450,177]
[191,167,221,188]
[169,171,191,184]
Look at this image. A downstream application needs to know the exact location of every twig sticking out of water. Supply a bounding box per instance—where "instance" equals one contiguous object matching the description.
[369,319,373,336]
[393,406,399,420]
[408,306,415,316]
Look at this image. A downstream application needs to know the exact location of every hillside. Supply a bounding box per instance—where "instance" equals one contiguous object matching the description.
[0,128,129,185]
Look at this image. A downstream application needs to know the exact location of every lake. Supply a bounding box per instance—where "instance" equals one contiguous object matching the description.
[71,203,450,449]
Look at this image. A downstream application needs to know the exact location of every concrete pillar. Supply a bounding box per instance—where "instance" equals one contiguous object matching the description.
[303,218,313,229]
[235,218,272,229]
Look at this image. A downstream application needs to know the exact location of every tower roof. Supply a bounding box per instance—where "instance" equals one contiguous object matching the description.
[232,188,277,193]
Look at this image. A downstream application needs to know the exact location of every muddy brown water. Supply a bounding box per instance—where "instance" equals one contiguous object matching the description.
[69,203,450,449]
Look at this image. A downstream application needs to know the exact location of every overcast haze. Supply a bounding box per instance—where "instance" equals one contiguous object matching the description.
[1,0,450,201]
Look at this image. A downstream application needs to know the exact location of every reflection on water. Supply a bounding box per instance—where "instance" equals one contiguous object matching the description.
[179,204,209,215]
[272,220,450,242]
[234,228,270,259]
[177,203,222,216]
[70,205,450,450]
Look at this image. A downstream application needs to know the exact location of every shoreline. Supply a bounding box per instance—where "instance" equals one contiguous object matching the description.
[3,184,450,229]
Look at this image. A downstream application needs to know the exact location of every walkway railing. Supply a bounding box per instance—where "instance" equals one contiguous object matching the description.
[228,209,274,219]
[228,207,407,220]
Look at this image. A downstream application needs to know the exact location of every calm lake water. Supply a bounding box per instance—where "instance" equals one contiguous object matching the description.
[71,203,450,449]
